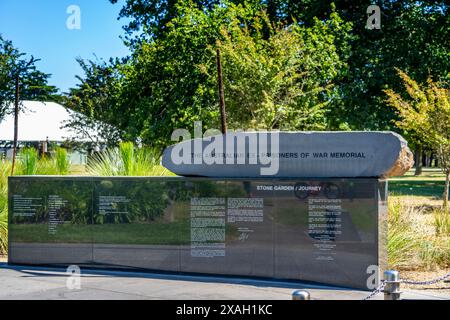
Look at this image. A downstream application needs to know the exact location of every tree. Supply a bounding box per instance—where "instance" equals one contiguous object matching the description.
[385,70,450,212]
[109,1,449,133]
[216,6,352,130]
[64,58,123,147]
[0,35,21,121]
[95,1,351,151]
[277,1,449,131]
[0,35,58,121]
[109,0,224,46]
[0,35,59,173]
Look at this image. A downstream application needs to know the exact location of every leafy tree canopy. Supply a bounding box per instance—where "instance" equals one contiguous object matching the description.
[68,1,352,151]
[67,1,449,151]
[0,35,59,121]
[385,70,450,209]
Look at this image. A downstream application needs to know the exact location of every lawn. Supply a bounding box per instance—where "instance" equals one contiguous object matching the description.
[389,168,447,200]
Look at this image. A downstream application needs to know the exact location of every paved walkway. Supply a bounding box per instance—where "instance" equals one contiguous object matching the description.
[0,263,448,300]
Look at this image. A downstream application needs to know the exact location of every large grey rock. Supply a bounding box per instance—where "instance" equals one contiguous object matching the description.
[162,131,413,178]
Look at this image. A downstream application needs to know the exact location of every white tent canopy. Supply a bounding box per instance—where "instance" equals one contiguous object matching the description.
[0,101,101,142]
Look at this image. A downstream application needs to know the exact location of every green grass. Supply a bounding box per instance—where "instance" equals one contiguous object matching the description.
[418,237,450,270]
[387,198,449,270]
[18,148,38,175]
[0,161,10,254]
[390,168,445,181]
[387,199,419,269]
[389,168,447,199]
[389,180,446,198]
[0,208,7,254]
[433,208,450,236]
[55,147,70,175]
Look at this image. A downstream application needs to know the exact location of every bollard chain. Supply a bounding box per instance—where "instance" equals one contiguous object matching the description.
[400,271,450,286]
[363,271,450,300]
[362,280,386,300]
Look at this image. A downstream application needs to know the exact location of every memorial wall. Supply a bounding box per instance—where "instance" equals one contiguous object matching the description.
[8,176,387,290]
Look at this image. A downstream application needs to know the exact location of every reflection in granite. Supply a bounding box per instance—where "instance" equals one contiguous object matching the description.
[8,177,386,290]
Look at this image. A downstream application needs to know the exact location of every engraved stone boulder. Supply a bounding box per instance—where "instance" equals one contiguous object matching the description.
[162,131,414,178]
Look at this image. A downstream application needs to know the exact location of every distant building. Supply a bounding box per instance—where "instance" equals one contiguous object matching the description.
[0,101,105,164]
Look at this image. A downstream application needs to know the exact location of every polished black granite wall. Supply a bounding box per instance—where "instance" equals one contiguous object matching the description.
[8,176,387,290]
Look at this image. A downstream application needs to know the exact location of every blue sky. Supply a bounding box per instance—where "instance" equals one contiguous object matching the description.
[0,0,130,93]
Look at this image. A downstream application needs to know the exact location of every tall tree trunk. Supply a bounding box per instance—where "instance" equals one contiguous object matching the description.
[11,74,19,175]
[422,151,427,167]
[444,169,449,214]
[216,48,227,134]
[414,145,422,175]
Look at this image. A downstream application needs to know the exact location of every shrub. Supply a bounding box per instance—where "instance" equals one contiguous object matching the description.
[433,208,450,236]
[388,197,450,270]
[55,147,70,175]
[418,237,450,270]
[0,208,7,255]
[387,199,419,269]
[86,148,122,176]
[0,161,10,255]
[18,148,38,175]
[120,142,134,175]
[36,158,59,175]
[87,142,173,176]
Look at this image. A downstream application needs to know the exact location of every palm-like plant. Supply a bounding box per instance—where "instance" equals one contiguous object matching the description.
[18,147,38,175]
[55,147,70,175]
[86,142,172,176]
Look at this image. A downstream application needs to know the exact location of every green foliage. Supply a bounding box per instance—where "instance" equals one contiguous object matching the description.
[0,161,10,255]
[387,198,450,270]
[0,207,7,255]
[87,142,172,176]
[215,7,352,130]
[0,34,59,121]
[387,199,419,269]
[15,147,72,176]
[418,238,450,271]
[108,1,449,132]
[18,148,38,175]
[433,208,450,236]
[76,0,450,146]
[55,147,70,175]
[385,71,450,211]
[36,158,60,175]
[69,2,352,151]
[120,142,134,175]
[63,58,123,146]
[296,1,450,131]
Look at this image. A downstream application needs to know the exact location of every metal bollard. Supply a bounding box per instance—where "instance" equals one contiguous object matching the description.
[384,270,401,300]
[292,290,310,300]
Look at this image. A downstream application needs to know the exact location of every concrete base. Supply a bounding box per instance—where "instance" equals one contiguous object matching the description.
[0,263,447,300]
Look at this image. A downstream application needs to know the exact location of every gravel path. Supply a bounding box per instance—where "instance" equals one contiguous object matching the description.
[400,270,450,296]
